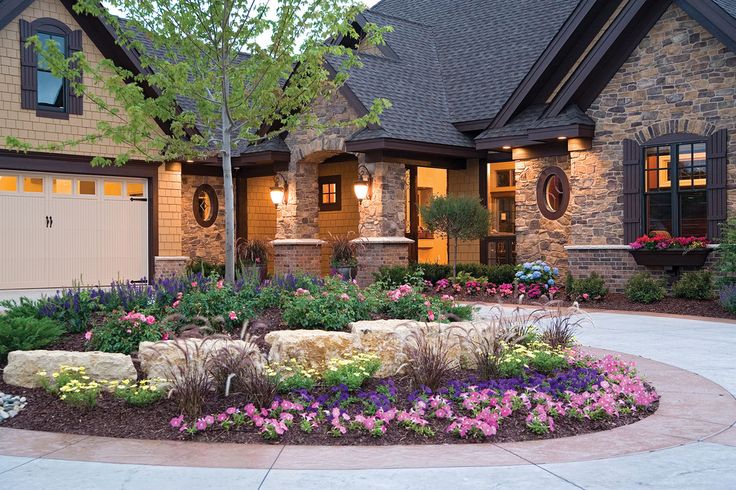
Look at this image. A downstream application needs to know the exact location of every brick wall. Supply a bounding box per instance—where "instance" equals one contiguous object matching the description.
[154,256,188,280]
[273,243,322,277]
[318,161,359,275]
[355,242,411,286]
[181,174,225,264]
[446,159,480,264]
[0,0,162,159]
[567,247,720,293]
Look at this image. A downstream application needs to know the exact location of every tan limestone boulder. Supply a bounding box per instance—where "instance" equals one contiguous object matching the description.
[350,320,490,376]
[264,330,357,370]
[138,338,263,381]
[3,350,136,388]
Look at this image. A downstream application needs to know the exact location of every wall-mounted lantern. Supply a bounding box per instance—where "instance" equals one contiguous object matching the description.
[270,173,288,207]
[353,164,372,202]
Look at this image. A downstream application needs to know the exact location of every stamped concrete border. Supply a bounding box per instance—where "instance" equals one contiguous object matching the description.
[0,348,734,470]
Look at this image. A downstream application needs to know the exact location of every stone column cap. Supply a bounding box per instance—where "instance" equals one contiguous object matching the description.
[271,239,326,246]
[351,236,415,244]
[154,256,191,261]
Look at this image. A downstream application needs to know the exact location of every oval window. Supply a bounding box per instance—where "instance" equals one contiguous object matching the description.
[193,184,218,227]
[536,167,569,220]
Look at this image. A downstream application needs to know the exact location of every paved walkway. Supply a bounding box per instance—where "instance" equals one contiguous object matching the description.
[1,309,735,489]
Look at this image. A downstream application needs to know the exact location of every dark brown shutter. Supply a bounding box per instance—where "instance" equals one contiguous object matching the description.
[623,138,643,243]
[706,129,728,240]
[68,29,83,115]
[19,19,37,110]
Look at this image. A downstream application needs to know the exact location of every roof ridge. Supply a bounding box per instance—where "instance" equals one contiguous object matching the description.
[364,8,435,28]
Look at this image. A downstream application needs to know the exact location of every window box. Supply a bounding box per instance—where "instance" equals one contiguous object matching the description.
[628,248,712,267]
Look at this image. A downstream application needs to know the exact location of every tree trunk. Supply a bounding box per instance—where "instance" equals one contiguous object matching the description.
[221,104,236,284]
[453,236,458,279]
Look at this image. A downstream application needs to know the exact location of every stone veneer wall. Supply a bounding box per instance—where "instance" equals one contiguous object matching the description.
[570,4,736,249]
[181,174,226,264]
[446,159,480,264]
[567,247,720,293]
[515,155,571,274]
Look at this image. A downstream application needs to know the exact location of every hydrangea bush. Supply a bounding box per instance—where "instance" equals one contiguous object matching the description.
[515,260,559,290]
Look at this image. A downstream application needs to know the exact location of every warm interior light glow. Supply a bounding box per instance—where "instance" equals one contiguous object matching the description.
[186,159,194,163]
[353,180,370,201]
[502,145,511,150]
[270,186,285,206]
[557,136,567,140]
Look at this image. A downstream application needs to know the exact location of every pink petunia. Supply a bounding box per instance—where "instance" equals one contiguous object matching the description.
[229,311,238,321]
[84,331,93,341]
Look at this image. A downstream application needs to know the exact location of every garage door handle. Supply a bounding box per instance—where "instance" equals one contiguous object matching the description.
[49,216,53,228]
[130,197,147,202]
[45,216,50,228]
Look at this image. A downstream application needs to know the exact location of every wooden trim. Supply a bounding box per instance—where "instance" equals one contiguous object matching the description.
[0,0,35,31]
[365,150,467,169]
[318,175,342,212]
[707,129,728,240]
[536,166,570,221]
[192,183,219,228]
[476,135,539,150]
[546,0,671,117]
[479,157,489,265]
[511,142,568,160]
[233,150,291,166]
[452,119,494,132]
[0,151,158,177]
[236,177,248,242]
[677,0,736,54]
[490,0,621,129]
[646,132,704,145]
[527,124,595,141]
[148,172,158,282]
[182,163,222,176]
[622,138,643,243]
[407,166,418,263]
[346,138,479,159]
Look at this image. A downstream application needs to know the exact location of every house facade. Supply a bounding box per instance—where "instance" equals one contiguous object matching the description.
[1,0,735,291]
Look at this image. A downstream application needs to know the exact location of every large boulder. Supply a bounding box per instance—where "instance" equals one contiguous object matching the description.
[138,338,263,381]
[264,330,357,370]
[350,320,488,376]
[3,350,136,388]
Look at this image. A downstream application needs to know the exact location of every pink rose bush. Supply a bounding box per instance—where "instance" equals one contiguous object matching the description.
[170,352,658,442]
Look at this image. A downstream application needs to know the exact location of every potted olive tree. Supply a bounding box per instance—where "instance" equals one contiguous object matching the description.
[329,234,359,281]
[236,238,270,283]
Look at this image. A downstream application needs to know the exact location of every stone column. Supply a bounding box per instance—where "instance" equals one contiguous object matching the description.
[353,158,414,285]
[272,158,324,276]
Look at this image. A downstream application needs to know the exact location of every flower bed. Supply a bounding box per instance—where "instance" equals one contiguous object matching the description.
[0,348,657,444]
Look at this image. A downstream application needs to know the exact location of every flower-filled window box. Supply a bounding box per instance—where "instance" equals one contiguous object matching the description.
[628,235,711,267]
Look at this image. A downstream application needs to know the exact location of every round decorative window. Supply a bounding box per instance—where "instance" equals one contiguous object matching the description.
[536,167,570,220]
[193,184,218,228]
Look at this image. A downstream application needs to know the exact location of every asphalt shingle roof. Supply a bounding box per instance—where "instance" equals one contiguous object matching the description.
[337,0,581,147]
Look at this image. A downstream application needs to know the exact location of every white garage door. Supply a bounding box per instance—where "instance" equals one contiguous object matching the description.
[0,171,149,290]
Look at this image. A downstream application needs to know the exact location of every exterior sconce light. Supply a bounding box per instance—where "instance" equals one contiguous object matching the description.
[557,136,567,140]
[502,145,511,150]
[353,164,372,202]
[270,173,288,207]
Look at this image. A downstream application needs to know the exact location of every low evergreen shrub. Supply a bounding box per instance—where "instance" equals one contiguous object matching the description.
[567,272,608,301]
[0,316,64,361]
[672,270,714,300]
[624,273,666,304]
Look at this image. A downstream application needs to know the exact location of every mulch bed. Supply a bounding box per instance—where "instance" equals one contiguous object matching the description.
[0,373,657,446]
[436,292,736,320]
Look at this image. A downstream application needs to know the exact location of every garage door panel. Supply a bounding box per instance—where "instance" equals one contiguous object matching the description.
[0,171,149,290]
[0,193,48,289]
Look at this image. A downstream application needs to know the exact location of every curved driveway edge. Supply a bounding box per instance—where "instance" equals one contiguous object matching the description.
[0,348,733,470]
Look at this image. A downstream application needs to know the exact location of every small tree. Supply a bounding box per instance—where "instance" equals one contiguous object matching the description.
[716,219,736,288]
[8,0,390,284]
[420,195,490,278]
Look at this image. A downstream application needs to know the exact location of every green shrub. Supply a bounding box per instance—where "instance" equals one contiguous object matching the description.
[373,265,414,288]
[485,264,516,285]
[89,311,166,354]
[185,259,225,278]
[176,281,257,331]
[381,284,471,321]
[672,270,714,300]
[0,297,42,319]
[716,218,736,288]
[281,277,371,330]
[719,284,736,313]
[0,316,64,361]
[567,272,608,300]
[624,273,666,304]
[418,263,516,285]
[419,263,452,283]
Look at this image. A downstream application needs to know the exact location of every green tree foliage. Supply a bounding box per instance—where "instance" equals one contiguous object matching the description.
[419,195,490,278]
[8,0,391,283]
